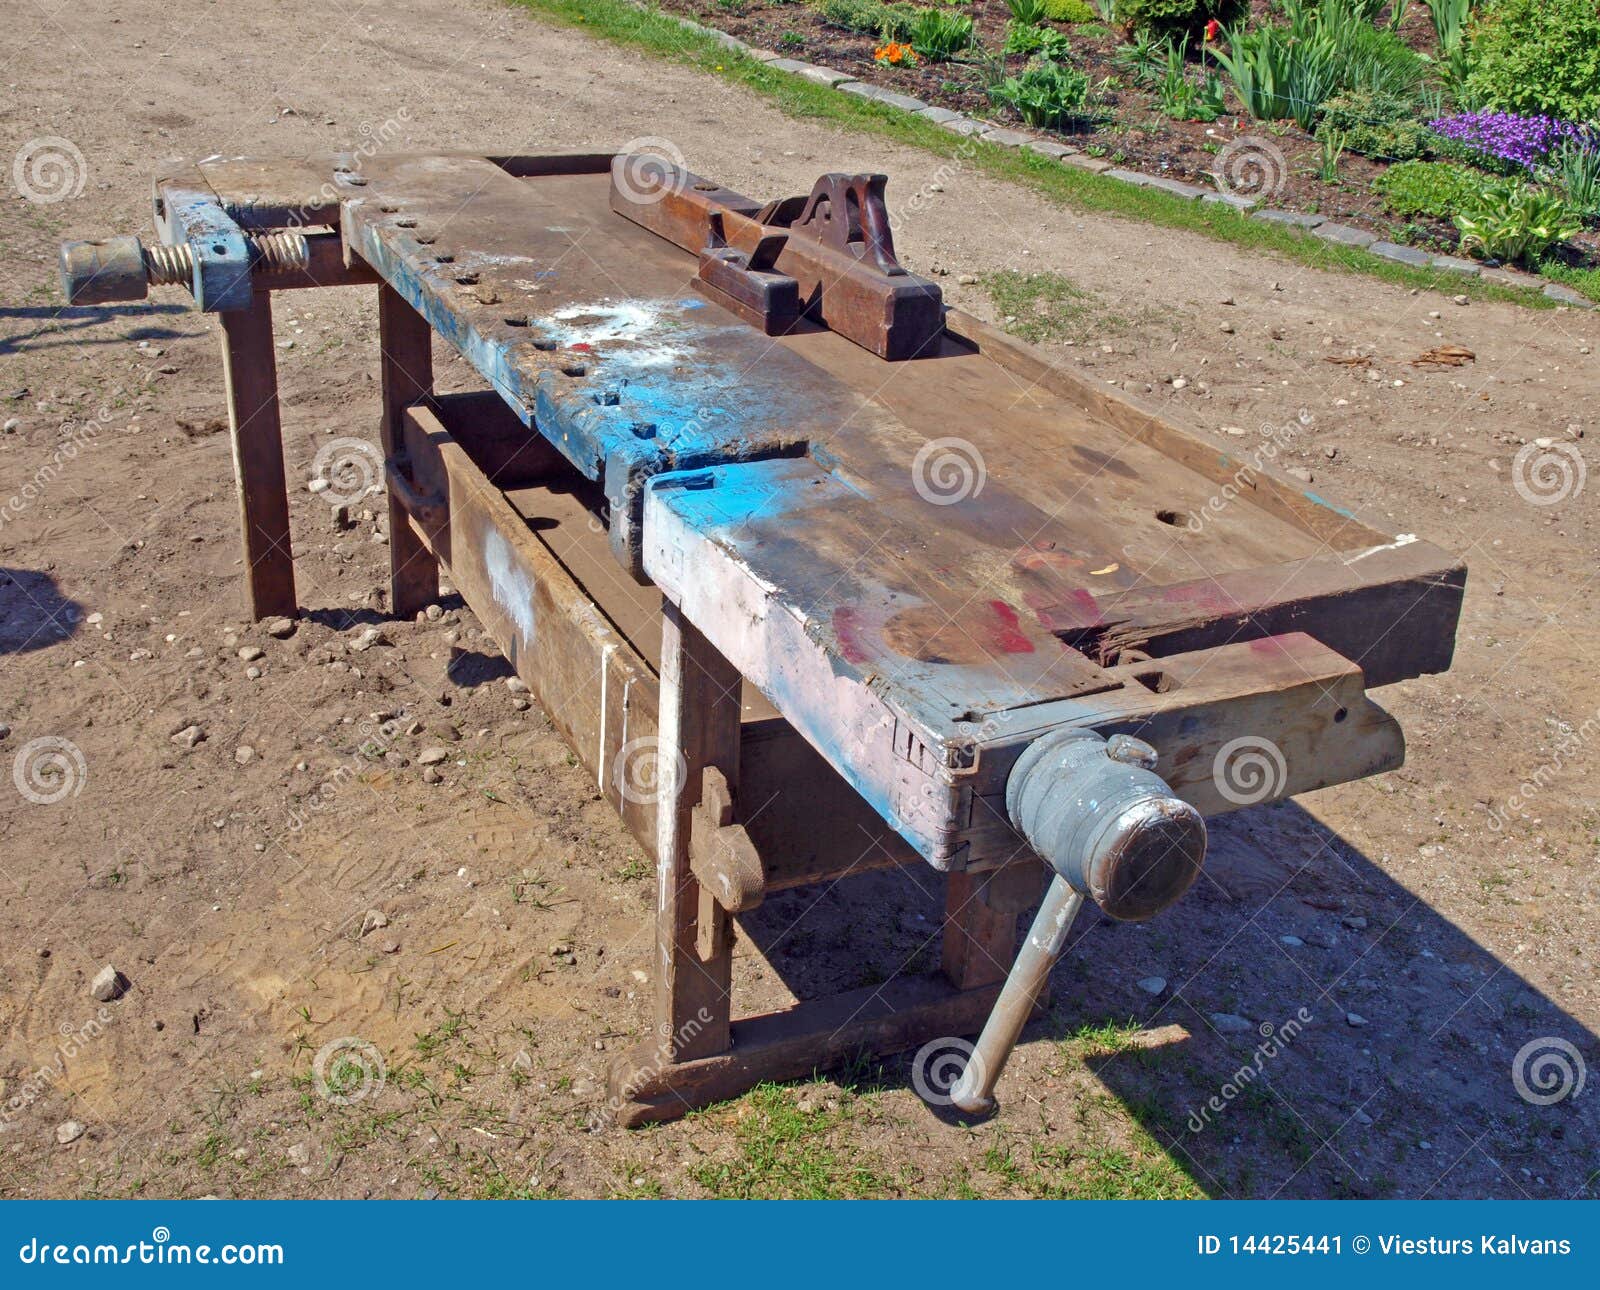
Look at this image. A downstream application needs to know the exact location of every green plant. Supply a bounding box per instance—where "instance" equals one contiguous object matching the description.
[908,6,974,58]
[1454,179,1583,263]
[1547,135,1600,221]
[1005,0,1050,23]
[1093,0,1118,20]
[1373,159,1487,216]
[1120,0,1246,37]
[1155,39,1226,121]
[1315,87,1431,160]
[1043,0,1098,18]
[1317,129,1346,180]
[1421,0,1472,53]
[1005,20,1073,56]
[1111,27,1167,87]
[1211,0,1424,130]
[989,57,1093,126]
[817,0,887,34]
[1421,0,1473,83]
[1461,0,1600,121]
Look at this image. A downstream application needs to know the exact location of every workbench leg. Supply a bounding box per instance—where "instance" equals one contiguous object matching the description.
[219,294,296,621]
[941,871,1019,992]
[652,600,740,1060]
[378,283,439,618]
[609,601,740,1121]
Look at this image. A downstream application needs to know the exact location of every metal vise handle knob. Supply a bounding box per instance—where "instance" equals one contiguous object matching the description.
[949,730,1205,1116]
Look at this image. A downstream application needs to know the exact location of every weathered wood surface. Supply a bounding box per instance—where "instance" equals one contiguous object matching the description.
[193,157,1459,875]
[610,972,1004,1127]
[218,295,295,620]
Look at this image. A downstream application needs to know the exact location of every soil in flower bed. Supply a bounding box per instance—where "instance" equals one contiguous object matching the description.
[660,0,1600,269]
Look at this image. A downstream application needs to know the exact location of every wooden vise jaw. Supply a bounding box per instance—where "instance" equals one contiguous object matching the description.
[609,157,945,360]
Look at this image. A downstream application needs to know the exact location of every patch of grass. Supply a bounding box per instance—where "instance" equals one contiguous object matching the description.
[509,0,1557,310]
[1061,1016,1147,1059]
[983,269,1123,343]
[982,1133,1200,1198]
[1537,260,1600,305]
[687,1084,900,1198]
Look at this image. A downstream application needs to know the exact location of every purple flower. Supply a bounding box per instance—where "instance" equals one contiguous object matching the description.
[1429,111,1578,169]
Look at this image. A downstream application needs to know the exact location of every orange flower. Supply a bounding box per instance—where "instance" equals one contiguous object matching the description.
[874,41,916,66]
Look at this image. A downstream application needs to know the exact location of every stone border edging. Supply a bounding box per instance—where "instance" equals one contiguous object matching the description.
[662,12,1595,309]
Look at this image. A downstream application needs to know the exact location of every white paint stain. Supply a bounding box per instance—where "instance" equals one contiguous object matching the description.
[1344,533,1417,564]
[548,300,688,368]
[484,528,537,644]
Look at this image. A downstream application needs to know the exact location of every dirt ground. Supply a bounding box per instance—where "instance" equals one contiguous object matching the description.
[1,0,1596,1200]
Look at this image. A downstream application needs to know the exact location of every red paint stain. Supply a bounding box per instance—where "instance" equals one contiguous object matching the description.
[832,606,873,664]
[986,600,1034,654]
[1029,587,1102,634]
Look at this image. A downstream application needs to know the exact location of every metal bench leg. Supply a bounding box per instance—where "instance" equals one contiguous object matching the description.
[378,283,439,618]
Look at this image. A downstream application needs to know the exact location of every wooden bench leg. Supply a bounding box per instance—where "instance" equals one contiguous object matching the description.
[610,600,740,1118]
[378,283,439,618]
[219,294,295,620]
[942,871,1019,993]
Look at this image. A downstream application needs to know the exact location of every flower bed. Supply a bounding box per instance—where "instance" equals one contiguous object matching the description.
[649,0,1600,300]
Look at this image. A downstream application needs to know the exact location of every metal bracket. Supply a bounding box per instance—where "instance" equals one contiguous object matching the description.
[152,185,253,312]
